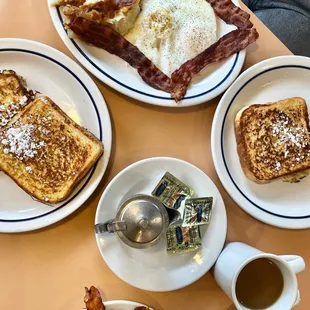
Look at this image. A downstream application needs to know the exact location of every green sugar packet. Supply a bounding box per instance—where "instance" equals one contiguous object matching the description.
[183,197,213,227]
[166,225,201,255]
[152,172,194,209]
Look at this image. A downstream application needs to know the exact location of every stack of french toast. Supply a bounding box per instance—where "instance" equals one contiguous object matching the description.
[0,70,103,204]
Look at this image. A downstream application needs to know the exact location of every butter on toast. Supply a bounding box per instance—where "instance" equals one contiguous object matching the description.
[235,97,310,183]
[0,96,104,203]
[0,70,35,128]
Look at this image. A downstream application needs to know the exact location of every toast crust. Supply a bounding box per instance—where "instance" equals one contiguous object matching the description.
[235,106,269,183]
[0,96,104,203]
[235,97,310,183]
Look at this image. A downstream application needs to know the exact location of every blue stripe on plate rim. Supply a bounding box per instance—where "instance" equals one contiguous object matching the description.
[221,64,310,219]
[0,48,102,222]
[57,7,239,100]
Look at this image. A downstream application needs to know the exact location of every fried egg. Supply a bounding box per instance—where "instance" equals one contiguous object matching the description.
[125,0,217,77]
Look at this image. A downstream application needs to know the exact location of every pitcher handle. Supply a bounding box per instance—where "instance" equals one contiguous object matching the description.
[95,220,127,234]
[279,255,306,274]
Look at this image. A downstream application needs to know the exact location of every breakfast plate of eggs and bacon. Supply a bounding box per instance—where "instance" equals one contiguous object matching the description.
[49,0,258,106]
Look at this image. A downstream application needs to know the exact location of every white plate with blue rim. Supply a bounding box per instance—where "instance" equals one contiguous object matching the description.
[0,38,112,233]
[95,157,227,291]
[212,55,310,229]
[96,300,151,310]
[48,0,245,107]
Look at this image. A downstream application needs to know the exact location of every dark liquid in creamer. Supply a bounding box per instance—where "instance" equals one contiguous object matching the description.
[235,258,284,309]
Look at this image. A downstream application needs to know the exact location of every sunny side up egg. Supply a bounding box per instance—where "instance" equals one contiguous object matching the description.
[125,0,217,77]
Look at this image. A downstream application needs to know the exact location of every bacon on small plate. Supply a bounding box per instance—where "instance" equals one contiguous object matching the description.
[84,286,106,310]
[83,286,150,310]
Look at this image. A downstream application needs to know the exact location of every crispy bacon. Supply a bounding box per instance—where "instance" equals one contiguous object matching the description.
[86,0,138,17]
[82,0,138,19]
[64,5,102,22]
[57,0,136,10]
[68,16,171,93]
[84,286,105,310]
[83,286,150,310]
[56,0,86,6]
[206,0,253,30]
[170,28,259,102]
[62,0,138,21]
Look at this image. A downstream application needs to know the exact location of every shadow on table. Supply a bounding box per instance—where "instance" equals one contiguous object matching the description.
[93,74,220,115]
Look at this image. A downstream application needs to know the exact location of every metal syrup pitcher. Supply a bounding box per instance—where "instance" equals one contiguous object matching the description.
[95,194,180,249]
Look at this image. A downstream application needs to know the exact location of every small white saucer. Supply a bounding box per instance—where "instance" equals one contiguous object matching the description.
[95,157,227,292]
[104,300,151,310]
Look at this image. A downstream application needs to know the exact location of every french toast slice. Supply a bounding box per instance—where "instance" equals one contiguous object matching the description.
[0,70,35,129]
[235,97,310,183]
[0,96,104,203]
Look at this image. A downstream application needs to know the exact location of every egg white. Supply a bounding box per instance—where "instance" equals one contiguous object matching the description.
[125,0,217,77]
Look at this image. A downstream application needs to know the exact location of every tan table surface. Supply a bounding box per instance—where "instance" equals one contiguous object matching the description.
[0,1,308,310]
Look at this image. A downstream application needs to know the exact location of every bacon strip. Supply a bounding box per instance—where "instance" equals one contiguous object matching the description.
[57,0,136,11]
[55,0,86,6]
[171,28,259,102]
[206,0,253,30]
[68,16,171,93]
[84,286,105,310]
[84,0,138,15]
[63,0,139,23]
[78,0,138,19]
[83,286,150,310]
[64,5,102,22]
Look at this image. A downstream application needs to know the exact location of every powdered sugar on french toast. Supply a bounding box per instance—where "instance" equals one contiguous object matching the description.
[0,96,28,127]
[271,112,310,170]
[25,166,33,173]
[272,116,308,149]
[1,124,43,160]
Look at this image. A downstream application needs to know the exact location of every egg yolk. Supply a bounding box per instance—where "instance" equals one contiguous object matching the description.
[148,9,172,37]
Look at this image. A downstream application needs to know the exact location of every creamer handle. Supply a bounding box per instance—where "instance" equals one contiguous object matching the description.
[279,255,305,274]
[293,290,301,308]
